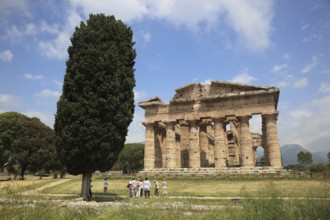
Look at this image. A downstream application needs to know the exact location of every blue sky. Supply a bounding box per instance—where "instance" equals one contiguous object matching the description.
[0,0,329,152]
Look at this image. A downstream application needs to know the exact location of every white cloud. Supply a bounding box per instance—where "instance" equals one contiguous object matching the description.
[134,90,146,102]
[52,80,63,88]
[36,89,61,98]
[39,32,71,59]
[24,73,44,80]
[126,110,145,143]
[292,77,308,88]
[141,31,151,42]
[300,23,309,30]
[0,50,13,62]
[0,93,20,107]
[274,81,290,88]
[40,0,274,59]
[231,69,257,84]
[202,79,212,85]
[319,82,330,93]
[70,0,149,22]
[283,53,290,60]
[321,69,330,75]
[271,63,288,73]
[301,56,318,74]
[0,0,30,23]
[289,109,312,119]
[221,0,273,52]
[302,34,321,42]
[24,111,55,128]
[5,23,38,42]
[279,95,330,152]
[40,20,61,34]
[37,8,83,59]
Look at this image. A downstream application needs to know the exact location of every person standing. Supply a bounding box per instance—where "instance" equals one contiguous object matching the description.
[154,180,159,198]
[162,179,168,195]
[104,178,108,193]
[135,178,141,197]
[131,178,136,197]
[140,178,144,197]
[143,177,151,198]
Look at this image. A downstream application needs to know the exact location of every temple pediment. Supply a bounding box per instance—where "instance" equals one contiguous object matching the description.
[170,81,279,107]
[138,96,165,109]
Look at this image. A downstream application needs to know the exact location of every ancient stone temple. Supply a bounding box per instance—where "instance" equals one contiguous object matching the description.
[138,81,282,174]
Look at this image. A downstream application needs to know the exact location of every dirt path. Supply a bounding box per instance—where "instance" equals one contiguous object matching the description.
[21,178,73,196]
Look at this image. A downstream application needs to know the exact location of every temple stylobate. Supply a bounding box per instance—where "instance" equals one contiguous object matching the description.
[138,81,282,173]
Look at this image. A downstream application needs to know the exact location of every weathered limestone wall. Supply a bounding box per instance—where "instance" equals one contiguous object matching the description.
[139,81,282,171]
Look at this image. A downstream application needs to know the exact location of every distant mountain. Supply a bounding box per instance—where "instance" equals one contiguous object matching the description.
[280,144,329,165]
[312,151,329,164]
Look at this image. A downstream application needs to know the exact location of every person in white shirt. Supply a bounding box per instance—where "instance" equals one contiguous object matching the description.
[143,177,151,198]
[162,180,168,195]
[104,178,108,193]
[154,180,159,198]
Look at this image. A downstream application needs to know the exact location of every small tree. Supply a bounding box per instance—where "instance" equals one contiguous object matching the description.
[297,151,313,169]
[55,14,136,201]
[309,163,327,173]
[0,112,56,179]
[118,143,144,174]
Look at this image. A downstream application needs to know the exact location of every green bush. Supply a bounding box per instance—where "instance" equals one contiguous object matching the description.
[310,163,328,173]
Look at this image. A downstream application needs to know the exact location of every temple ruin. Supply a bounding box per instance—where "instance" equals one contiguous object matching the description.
[138,81,282,174]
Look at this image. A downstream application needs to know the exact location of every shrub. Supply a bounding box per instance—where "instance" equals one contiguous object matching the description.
[310,163,328,173]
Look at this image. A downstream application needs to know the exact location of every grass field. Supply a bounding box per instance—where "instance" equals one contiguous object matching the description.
[0,174,329,219]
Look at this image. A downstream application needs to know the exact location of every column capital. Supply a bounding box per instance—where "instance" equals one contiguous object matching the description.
[157,121,166,128]
[163,120,176,127]
[237,115,252,122]
[199,118,212,126]
[212,117,226,123]
[186,119,200,126]
[142,121,154,127]
[262,112,279,121]
[178,120,189,126]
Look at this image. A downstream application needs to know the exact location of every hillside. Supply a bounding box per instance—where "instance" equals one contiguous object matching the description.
[280,144,329,165]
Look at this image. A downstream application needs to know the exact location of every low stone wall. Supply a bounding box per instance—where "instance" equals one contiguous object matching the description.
[138,167,286,176]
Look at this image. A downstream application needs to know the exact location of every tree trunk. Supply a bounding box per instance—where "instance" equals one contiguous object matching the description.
[81,172,92,201]
[20,166,26,180]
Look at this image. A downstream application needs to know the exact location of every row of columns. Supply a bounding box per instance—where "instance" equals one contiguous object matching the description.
[143,113,281,170]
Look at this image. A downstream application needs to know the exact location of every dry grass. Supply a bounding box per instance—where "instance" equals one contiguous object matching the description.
[1,174,328,199]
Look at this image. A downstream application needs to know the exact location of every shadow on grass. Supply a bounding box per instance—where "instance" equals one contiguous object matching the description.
[92,193,123,202]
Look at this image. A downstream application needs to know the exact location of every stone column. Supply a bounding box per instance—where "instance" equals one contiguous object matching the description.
[261,118,269,166]
[199,122,208,167]
[238,116,254,167]
[165,121,177,168]
[263,113,282,167]
[206,124,215,166]
[143,122,155,170]
[188,120,200,168]
[213,117,227,168]
[175,125,181,168]
[179,121,190,168]
[253,147,257,166]
[155,123,165,168]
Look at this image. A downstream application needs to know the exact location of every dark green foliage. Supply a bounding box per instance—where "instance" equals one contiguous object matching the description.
[118,143,144,174]
[0,112,56,179]
[284,164,306,171]
[309,163,328,173]
[55,14,136,175]
[297,151,313,168]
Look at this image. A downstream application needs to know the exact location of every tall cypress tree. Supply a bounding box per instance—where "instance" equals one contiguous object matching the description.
[55,14,136,200]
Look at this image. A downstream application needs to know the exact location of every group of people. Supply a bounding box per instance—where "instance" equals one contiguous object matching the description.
[128,177,168,198]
